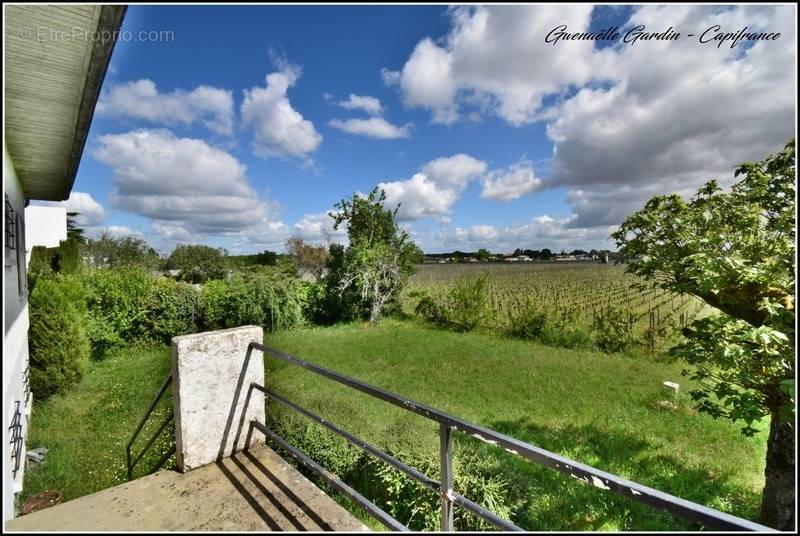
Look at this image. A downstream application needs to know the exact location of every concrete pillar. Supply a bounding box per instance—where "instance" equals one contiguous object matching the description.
[172,326,265,472]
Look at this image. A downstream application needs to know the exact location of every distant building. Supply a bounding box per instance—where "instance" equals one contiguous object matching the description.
[505,255,531,262]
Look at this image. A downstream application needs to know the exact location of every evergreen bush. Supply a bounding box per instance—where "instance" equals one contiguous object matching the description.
[28,275,91,400]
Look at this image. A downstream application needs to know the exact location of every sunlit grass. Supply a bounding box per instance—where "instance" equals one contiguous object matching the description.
[264,318,766,530]
[21,345,174,505]
[21,319,766,530]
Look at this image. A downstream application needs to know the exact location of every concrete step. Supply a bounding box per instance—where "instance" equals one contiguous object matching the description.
[6,446,370,531]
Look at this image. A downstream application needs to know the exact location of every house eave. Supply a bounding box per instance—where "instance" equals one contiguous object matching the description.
[4,5,127,202]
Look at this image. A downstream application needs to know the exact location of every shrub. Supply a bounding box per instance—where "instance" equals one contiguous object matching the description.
[591,306,637,353]
[301,281,329,324]
[546,325,593,350]
[507,302,550,341]
[414,275,488,332]
[28,275,91,400]
[505,302,593,350]
[83,268,201,357]
[86,313,125,361]
[199,267,307,332]
[199,279,229,330]
[83,268,153,358]
[317,243,366,324]
[28,239,82,288]
[28,245,57,283]
[265,409,364,477]
[374,452,516,530]
[53,239,82,275]
[414,293,447,325]
[139,278,200,343]
[640,318,671,356]
[446,274,488,331]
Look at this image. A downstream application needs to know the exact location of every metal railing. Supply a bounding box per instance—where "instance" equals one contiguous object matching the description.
[247,341,773,532]
[125,371,176,480]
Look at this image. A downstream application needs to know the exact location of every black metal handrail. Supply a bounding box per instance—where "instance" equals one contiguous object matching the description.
[248,341,773,532]
[125,371,176,480]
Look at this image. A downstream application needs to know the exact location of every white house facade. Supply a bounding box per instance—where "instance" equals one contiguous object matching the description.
[2,5,126,521]
[3,147,32,515]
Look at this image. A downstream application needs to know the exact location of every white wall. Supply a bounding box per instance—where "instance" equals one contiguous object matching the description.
[24,206,67,265]
[3,144,31,520]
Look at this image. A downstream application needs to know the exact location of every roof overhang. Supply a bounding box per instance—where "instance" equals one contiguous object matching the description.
[4,5,126,201]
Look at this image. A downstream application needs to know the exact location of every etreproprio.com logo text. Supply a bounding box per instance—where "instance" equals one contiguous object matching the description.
[15,27,174,43]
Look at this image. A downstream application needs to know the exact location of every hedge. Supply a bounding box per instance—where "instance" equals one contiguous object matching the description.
[28,275,91,400]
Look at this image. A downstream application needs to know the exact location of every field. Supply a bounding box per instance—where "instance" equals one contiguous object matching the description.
[404,262,709,344]
[22,321,765,531]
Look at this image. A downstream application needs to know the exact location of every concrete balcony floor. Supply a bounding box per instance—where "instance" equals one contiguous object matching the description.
[5,445,369,531]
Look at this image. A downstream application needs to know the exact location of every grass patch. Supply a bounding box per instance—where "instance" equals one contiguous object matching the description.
[21,319,766,530]
[21,344,174,506]
[262,318,766,530]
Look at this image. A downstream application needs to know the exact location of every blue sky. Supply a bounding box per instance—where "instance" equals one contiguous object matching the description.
[57,4,795,254]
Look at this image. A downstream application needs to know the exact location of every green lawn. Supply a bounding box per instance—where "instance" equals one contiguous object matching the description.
[262,319,766,530]
[22,319,766,530]
[21,345,174,505]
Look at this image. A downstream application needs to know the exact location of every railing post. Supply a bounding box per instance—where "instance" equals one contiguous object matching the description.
[440,423,453,531]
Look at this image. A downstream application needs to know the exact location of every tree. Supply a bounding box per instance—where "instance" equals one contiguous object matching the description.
[53,239,81,274]
[611,140,795,530]
[86,231,161,270]
[476,248,491,262]
[328,187,419,323]
[540,248,553,260]
[407,243,424,264]
[66,212,86,243]
[285,237,329,280]
[166,244,227,283]
[254,249,279,266]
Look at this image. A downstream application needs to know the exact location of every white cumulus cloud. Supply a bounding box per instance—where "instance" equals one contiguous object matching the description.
[241,62,322,159]
[337,94,383,116]
[434,216,616,253]
[100,225,146,240]
[387,4,795,232]
[328,117,411,139]
[378,154,487,220]
[383,5,598,125]
[36,191,108,227]
[93,129,277,242]
[292,211,348,244]
[546,4,796,227]
[480,160,543,202]
[97,79,234,135]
